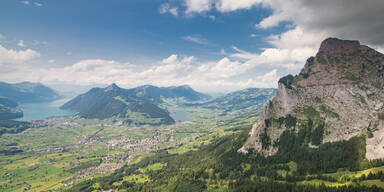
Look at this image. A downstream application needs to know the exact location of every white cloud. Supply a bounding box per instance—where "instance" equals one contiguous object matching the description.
[159,3,170,14]
[265,27,323,49]
[17,40,25,47]
[215,0,262,12]
[48,59,55,63]
[255,12,288,29]
[169,8,178,16]
[256,0,384,46]
[185,0,212,14]
[230,42,315,70]
[181,35,210,45]
[250,34,257,38]
[159,3,178,16]
[0,44,40,64]
[21,1,30,5]
[0,53,282,92]
[180,0,263,14]
[34,2,42,7]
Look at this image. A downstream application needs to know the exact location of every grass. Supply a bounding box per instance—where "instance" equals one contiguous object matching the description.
[138,162,167,173]
[298,179,352,187]
[0,101,261,192]
[361,180,384,188]
[293,166,384,189]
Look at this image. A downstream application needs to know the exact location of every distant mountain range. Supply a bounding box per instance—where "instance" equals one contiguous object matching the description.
[199,88,277,112]
[61,83,191,125]
[126,84,211,103]
[0,81,60,120]
[0,81,60,103]
[0,97,23,120]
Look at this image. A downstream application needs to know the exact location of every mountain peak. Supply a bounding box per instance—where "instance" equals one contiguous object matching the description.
[178,85,192,89]
[319,38,360,54]
[240,38,384,159]
[104,83,120,92]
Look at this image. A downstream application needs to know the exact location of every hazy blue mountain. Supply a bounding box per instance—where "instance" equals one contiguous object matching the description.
[191,88,277,112]
[61,83,175,125]
[126,85,211,103]
[0,81,60,103]
[0,97,23,120]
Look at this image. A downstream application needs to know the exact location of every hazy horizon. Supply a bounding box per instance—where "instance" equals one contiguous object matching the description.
[1,0,384,92]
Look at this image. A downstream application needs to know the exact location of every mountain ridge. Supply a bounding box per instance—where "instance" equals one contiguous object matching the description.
[0,97,23,120]
[0,81,61,103]
[239,38,384,159]
[193,88,277,112]
[126,84,211,103]
[61,84,212,125]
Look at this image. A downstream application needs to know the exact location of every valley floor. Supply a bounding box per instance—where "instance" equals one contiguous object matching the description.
[0,104,258,192]
[1,100,384,191]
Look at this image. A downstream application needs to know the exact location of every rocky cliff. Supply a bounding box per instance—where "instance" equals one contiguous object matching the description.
[239,38,384,160]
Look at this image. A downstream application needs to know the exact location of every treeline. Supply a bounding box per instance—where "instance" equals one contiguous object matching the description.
[229,178,384,192]
[0,120,30,136]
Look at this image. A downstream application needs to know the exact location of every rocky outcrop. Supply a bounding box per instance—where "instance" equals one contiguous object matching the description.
[239,38,384,160]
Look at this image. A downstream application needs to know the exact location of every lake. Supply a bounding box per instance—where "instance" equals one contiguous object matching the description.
[15,99,76,121]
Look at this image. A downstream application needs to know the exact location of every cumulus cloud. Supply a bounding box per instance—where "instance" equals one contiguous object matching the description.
[185,0,212,14]
[256,12,289,29]
[230,44,315,70]
[0,44,40,64]
[0,52,282,92]
[257,0,384,46]
[162,0,384,47]
[181,0,262,14]
[215,0,262,12]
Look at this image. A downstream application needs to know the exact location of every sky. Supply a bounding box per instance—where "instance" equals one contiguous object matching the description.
[0,0,384,93]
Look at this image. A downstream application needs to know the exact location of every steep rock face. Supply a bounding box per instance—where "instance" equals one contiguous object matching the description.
[239,38,384,159]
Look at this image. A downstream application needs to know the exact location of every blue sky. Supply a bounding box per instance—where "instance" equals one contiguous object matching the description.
[0,0,276,62]
[0,0,383,93]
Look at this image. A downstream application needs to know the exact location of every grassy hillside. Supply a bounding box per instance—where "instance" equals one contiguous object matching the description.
[61,84,175,125]
[66,128,384,192]
[127,85,210,103]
